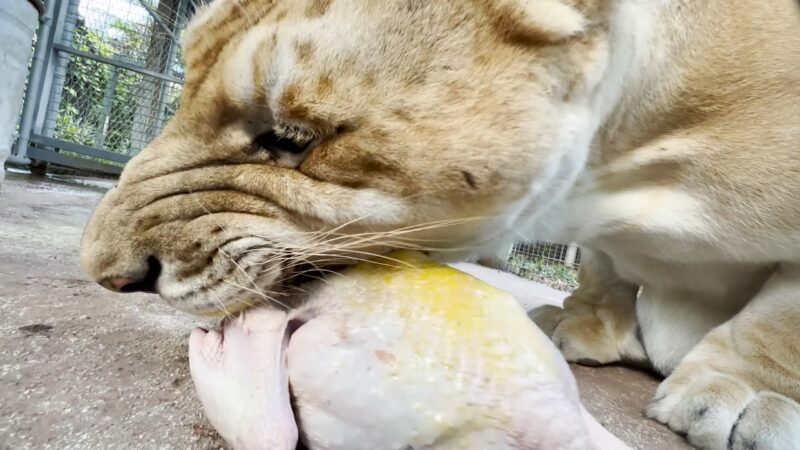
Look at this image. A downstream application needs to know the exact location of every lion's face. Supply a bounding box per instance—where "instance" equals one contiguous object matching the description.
[80,0,610,315]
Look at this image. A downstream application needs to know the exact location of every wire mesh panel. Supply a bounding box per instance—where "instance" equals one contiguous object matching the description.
[503,242,581,292]
[49,52,182,155]
[71,0,188,73]
[50,0,190,156]
[20,0,208,172]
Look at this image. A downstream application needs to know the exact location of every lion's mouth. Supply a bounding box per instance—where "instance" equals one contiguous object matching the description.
[158,232,380,316]
[279,262,343,289]
[178,258,348,317]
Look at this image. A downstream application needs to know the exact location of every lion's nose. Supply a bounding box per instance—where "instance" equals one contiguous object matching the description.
[101,256,162,294]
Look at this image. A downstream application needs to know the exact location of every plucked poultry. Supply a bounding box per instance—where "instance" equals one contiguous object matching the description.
[188,251,628,450]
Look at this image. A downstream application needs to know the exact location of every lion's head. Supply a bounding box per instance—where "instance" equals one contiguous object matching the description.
[81,0,613,315]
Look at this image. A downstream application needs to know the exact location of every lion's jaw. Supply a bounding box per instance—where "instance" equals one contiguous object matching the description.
[79,0,641,315]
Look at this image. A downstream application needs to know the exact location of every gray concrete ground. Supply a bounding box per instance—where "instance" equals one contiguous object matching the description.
[0,171,689,449]
[1,172,226,449]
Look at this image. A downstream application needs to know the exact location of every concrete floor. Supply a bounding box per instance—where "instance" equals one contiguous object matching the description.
[0,171,690,449]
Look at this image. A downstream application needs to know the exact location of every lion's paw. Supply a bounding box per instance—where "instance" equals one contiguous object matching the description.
[528,304,622,366]
[647,367,800,450]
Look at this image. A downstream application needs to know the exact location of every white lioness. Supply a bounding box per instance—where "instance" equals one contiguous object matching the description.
[80,0,800,448]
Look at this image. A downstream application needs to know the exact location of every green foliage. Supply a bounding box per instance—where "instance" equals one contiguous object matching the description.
[53,18,179,156]
[54,24,109,147]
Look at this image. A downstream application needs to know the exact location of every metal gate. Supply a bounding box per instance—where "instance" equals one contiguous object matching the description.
[12,0,204,174]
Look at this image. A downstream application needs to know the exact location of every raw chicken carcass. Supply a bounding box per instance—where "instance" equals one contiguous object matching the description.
[189,251,629,450]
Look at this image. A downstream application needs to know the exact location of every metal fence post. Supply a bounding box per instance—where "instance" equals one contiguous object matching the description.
[93,61,119,148]
[153,0,187,138]
[41,0,80,140]
[12,0,59,159]
[564,243,579,268]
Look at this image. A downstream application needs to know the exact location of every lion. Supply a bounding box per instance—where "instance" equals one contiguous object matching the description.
[80,0,800,448]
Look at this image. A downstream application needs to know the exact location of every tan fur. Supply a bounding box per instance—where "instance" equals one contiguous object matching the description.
[80,1,800,448]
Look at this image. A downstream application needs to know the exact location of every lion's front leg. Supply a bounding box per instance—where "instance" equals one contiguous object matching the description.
[647,264,800,450]
[529,249,646,366]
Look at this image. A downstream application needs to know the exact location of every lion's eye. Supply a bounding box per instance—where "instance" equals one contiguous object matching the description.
[254,131,312,155]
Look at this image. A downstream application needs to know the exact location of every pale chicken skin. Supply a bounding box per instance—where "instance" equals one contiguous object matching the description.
[189,252,629,449]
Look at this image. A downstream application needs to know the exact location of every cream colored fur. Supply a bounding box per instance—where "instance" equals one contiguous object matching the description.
[80,1,800,448]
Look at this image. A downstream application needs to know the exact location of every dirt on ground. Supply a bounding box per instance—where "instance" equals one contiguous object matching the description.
[0,171,689,450]
[0,172,226,450]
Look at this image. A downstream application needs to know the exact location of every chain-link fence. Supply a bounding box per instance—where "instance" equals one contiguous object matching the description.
[13,0,207,174]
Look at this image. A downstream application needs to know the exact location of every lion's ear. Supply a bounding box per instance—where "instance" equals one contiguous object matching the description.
[482,0,587,44]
